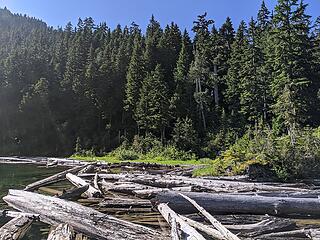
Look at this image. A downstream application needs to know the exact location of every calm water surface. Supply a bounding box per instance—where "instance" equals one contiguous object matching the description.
[0,164,68,239]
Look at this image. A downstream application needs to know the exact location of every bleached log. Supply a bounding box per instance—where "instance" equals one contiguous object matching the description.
[179,216,226,240]
[3,190,164,240]
[24,165,87,191]
[171,218,180,240]
[158,203,206,240]
[180,193,240,240]
[256,229,319,239]
[47,224,74,240]
[88,173,310,193]
[66,173,101,198]
[99,198,152,208]
[0,216,33,240]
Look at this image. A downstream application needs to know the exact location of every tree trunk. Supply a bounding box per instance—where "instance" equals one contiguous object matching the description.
[152,191,320,217]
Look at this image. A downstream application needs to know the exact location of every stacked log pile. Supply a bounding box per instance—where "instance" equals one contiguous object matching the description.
[1,160,320,239]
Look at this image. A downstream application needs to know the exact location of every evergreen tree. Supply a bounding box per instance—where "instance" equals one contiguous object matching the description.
[269,0,313,136]
[136,64,170,141]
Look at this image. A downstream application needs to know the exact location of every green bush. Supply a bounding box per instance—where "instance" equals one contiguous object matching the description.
[109,147,140,161]
[211,126,320,180]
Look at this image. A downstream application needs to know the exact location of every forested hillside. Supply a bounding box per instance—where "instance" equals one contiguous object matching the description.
[0,1,319,178]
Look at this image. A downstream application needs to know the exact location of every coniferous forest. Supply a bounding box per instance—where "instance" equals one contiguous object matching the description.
[0,0,320,179]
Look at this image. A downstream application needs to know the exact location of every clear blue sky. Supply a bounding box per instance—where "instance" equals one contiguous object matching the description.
[0,0,319,31]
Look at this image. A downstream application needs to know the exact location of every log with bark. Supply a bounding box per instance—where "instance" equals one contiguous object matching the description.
[3,189,167,240]
[152,191,320,217]
[0,215,33,240]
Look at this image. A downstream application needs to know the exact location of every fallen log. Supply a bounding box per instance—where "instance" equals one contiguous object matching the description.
[255,229,318,239]
[24,165,87,191]
[90,173,311,193]
[0,216,33,240]
[47,224,74,240]
[152,191,320,217]
[180,193,240,240]
[58,185,89,200]
[1,210,39,220]
[3,189,166,240]
[179,216,226,240]
[66,173,101,198]
[157,203,206,240]
[99,198,152,208]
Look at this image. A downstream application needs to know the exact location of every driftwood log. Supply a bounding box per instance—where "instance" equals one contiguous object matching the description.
[47,224,74,240]
[3,190,166,240]
[88,173,311,193]
[24,165,87,191]
[66,173,101,198]
[157,203,207,240]
[153,191,320,217]
[180,193,240,240]
[0,216,33,240]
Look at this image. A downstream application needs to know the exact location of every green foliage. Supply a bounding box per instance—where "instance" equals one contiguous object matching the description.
[172,117,198,152]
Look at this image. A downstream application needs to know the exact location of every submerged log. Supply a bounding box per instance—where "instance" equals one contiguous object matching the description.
[66,173,101,198]
[24,165,87,191]
[153,191,320,217]
[3,189,166,240]
[47,224,74,240]
[0,216,33,240]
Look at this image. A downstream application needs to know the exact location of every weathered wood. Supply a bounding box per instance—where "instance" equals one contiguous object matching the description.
[93,173,102,194]
[24,165,87,191]
[66,173,101,198]
[0,216,33,240]
[158,203,206,240]
[90,173,311,193]
[3,189,165,240]
[179,216,226,240]
[255,229,318,239]
[99,198,152,208]
[1,210,39,220]
[153,191,320,217]
[180,193,240,240]
[47,224,74,240]
[171,218,180,240]
[58,185,89,200]
[225,218,296,237]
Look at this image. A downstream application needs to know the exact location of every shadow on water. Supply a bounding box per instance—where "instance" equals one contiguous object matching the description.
[0,164,68,239]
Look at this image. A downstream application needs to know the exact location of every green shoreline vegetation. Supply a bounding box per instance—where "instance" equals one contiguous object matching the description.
[0,0,320,181]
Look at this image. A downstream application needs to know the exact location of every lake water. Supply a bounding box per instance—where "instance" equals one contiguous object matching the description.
[0,164,68,239]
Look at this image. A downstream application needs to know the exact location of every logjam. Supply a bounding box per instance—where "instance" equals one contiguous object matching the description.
[3,189,166,240]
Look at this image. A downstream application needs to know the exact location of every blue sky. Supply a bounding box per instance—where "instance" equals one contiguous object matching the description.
[0,0,319,31]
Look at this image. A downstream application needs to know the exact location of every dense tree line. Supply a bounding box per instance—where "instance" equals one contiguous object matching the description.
[0,0,319,157]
